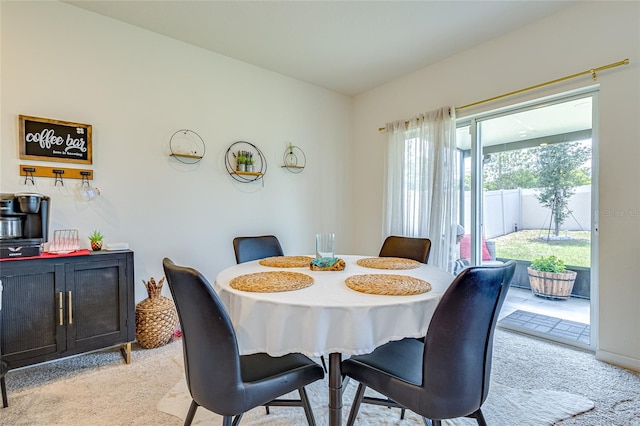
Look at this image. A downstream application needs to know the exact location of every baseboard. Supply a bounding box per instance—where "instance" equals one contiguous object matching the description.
[596,349,640,373]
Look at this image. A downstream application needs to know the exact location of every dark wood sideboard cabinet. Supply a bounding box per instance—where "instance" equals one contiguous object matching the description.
[0,250,135,369]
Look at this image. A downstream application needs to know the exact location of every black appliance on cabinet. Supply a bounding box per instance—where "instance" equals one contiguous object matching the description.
[0,193,50,259]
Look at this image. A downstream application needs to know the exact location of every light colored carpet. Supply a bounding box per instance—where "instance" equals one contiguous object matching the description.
[157,373,594,425]
[3,328,639,425]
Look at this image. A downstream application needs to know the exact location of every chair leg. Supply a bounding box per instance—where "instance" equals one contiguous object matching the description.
[341,375,350,392]
[299,386,316,426]
[1,375,7,408]
[472,409,487,426]
[320,355,327,373]
[184,400,199,426]
[231,414,244,426]
[346,383,367,426]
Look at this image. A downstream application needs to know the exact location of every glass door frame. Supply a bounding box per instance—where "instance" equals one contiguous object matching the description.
[456,86,599,350]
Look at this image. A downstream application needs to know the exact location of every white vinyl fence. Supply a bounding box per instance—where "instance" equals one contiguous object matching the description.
[462,185,592,239]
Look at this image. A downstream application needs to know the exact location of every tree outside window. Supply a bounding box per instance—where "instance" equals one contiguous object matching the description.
[482,141,591,237]
[535,142,591,237]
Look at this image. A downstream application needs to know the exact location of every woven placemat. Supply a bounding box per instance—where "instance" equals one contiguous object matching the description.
[229,271,314,292]
[356,257,421,270]
[258,256,314,268]
[345,274,431,296]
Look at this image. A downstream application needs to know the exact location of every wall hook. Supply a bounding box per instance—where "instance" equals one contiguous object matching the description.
[23,167,35,185]
[80,171,91,187]
[53,169,65,186]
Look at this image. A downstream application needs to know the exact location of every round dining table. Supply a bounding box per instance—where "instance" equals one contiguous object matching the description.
[214,255,455,426]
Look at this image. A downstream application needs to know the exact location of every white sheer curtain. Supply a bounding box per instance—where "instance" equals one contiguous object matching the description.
[383,106,459,271]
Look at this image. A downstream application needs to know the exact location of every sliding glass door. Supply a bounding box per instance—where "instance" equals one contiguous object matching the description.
[455,89,597,349]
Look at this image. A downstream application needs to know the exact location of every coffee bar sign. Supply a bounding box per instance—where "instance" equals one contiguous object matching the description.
[19,115,92,164]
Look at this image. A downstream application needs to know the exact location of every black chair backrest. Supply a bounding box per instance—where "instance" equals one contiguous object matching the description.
[233,235,284,264]
[379,236,432,264]
[421,260,516,419]
[163,258,246,415]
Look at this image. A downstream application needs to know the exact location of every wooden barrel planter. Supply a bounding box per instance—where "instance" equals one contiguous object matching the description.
[527,267,577,300]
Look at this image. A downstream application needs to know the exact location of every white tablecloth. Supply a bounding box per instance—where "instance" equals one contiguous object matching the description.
[214,255,454,357]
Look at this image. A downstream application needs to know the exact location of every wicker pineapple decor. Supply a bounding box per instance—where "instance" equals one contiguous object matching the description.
[135,277,178,349]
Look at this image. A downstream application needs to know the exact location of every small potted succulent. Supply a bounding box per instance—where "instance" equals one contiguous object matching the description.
[89,229,104,251]
[527,255,577,299]
[236,151,246,172]
[246,152,254,172]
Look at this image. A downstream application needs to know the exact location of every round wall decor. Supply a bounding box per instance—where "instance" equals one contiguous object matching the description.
[225,141,267,183]
[169,129,205,164]
[281,144,306,173]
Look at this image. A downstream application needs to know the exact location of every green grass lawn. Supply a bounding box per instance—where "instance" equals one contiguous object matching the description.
[493,229,591,267]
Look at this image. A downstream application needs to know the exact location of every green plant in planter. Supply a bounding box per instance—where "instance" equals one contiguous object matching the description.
[236,151,246,169]
[530,255,567,272]
[528,255,576,299]
[245,152,254,172]
[89,230,104,251]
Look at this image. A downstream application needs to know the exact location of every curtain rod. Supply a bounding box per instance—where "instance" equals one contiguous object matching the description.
[377,58,629,132]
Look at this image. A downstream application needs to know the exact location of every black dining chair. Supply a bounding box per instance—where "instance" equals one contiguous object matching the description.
[232,235,328,375]
[378,235,432,417]
[233,235,284,264]
[162,258,325,426]
[341,260,516,426]
[379,236,432,264]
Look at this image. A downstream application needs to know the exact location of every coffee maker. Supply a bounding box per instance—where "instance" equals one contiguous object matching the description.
[0,192,50,258]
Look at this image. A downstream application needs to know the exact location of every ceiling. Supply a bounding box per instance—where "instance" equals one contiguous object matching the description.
[456,96,593,151]
[63,1,578,96]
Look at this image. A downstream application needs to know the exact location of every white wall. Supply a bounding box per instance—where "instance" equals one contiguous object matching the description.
[352,1,640,371]
[1,2,352,299]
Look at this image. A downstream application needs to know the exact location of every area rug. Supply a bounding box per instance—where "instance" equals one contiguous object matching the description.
[158,368,594,426]
[8,329,631,425]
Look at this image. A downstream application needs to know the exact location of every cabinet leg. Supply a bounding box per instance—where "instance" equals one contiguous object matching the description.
[120,342,132,364]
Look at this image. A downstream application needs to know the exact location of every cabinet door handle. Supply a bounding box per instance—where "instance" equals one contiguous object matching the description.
[58,292,64,326]
[67,291,73,324]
